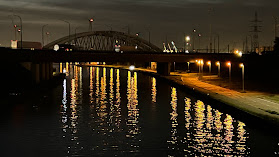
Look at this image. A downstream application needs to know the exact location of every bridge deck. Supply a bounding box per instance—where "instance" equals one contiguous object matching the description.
[2,49,245,63]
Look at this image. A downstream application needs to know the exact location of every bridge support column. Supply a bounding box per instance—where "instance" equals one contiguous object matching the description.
[157,62,171,76]
[40,63,46,81]
[32,63,40,84]
[45,62,50,80]
[170,62,176,72]
[49,62,53,79]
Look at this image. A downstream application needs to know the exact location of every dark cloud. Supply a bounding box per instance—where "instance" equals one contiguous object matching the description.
[0,0,278,49]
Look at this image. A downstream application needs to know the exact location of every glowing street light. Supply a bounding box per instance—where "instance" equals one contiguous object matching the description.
[187,61,190,72]
[216,61,220,77]
[13,14,22,49]
[196,60,201,76]
[185,35,191,53]
[234,49,243,57]
[198,33,202,51]
[13,24,17,40]
[197,59,203,78]
[129,65,135,71]
[89,18,94,32]
[240,63,245,92]
[207,61,211,74]
[186,36,190,42]
[227,62,231,84]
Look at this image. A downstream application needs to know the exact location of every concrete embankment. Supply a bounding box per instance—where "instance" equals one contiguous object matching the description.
[84,64,279,126]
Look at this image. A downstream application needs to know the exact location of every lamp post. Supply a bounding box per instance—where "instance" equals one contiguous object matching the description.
[198,33,202,52]
[187,62,190,72]
[207,61,211,74]
[46,32,50,45]
[145,25,151,44]
[216,61,220,77]
[13,14,22,49]
[185,36,190,53]
[196,60,201,76]
[17,29,21,41]
[61,20,71,44]
[214,34,219,53]
[240,63,245,92]
[8,15,16,41]
[75,27,79,45]
[227,62,231,84]
[42,24,48,47]
[193,29,196,52]
[89,18,94,31]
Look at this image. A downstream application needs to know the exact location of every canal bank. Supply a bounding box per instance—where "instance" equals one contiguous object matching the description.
[83,64,279,126]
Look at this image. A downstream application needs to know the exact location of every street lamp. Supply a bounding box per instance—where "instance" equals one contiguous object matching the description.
[75,27,79,45]
[196,60,201,76]
[89,18,94,31]
[227,62,231,84]
[13,14,22,49]
[214,34,220,53]
[17,29,21,41]
[216,61,220,77]
[207,61,211,74]
[185,36,190,53]
[61,20,71,44]
[240,63,245,92]
[198,33,202,52]
[187,61,190,72]
[193,29,196,52]
[42,24,48,47]
[46,32,50,45]
[13,25,17,40]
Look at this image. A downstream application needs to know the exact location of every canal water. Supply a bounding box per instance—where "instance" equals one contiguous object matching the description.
[1,65,279,157]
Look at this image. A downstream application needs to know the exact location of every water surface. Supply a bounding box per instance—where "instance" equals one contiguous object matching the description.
[1,65,278,156]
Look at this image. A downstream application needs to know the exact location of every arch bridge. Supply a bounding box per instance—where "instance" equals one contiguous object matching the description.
[43,31,162,52]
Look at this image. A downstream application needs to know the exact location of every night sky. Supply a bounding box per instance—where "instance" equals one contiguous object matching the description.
[0,0,279,51]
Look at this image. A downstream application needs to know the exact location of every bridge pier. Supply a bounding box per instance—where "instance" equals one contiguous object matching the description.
[40,63,46,81]
[157,62,171,76]
[32,63,41,84]
[30,62,53,84]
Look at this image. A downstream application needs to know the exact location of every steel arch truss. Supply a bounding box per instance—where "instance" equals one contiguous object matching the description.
[44,31,162,52]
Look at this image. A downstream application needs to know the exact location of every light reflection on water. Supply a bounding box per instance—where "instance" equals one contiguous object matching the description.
[60,65,251,156]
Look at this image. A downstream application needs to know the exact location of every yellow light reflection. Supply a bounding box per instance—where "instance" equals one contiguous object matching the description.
[151,77,157,103]
[126,71,139,140]
[167,87,178,151]
[193,100,206,153]
[236,121,247,154]
[60,62,63,73]
[95,67,100,104]
[89,67,95,104]
[99,67,107,118]
[184,97,191,130]
[115,69,121,128]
